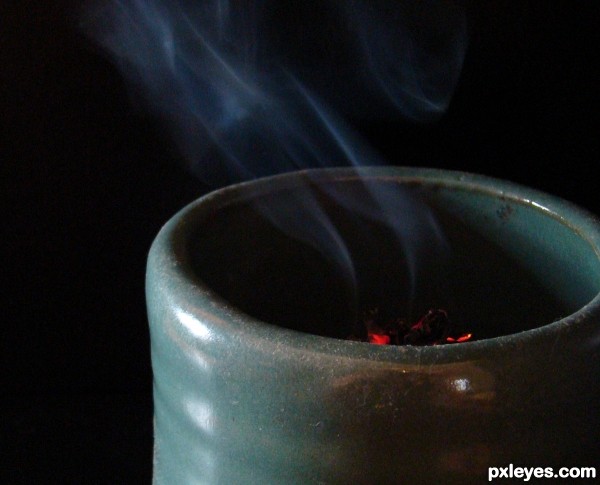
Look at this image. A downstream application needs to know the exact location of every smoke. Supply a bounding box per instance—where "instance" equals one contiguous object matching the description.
[346,0,467,120]
[82,0,466,184]
[82,0,465,318]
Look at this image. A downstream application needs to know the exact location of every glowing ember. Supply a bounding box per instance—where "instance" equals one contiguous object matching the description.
[446,333,472,343]
[368,332,391,345]
[352,309,472,346]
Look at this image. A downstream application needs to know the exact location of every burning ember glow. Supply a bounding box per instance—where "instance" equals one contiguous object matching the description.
[353,309,472,346]
[446,333,473,343]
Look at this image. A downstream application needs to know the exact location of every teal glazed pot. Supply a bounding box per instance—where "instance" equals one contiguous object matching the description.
[146,167,600,484]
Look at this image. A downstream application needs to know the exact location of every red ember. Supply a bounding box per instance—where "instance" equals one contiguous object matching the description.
[446,333,472,343]
[368,333,391,345]
[353,309,472,346]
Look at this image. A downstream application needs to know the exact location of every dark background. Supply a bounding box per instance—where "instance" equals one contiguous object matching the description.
[1,1,598,482]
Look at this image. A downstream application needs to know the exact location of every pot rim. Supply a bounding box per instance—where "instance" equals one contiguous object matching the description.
[149,166,600,362]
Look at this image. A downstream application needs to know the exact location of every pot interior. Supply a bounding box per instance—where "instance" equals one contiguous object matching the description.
[188,176,600,341]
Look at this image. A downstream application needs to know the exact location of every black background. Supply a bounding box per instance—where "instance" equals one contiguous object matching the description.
[1,1,598,482]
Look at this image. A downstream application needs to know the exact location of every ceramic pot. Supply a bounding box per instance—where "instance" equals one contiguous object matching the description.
[146,167,600,484]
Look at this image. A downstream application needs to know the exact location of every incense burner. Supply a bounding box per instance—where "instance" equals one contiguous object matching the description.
[146,167,600,484]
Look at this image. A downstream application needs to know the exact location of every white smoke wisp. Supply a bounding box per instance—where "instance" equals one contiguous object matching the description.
[82,0,466,184]
[83,0,465,317]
